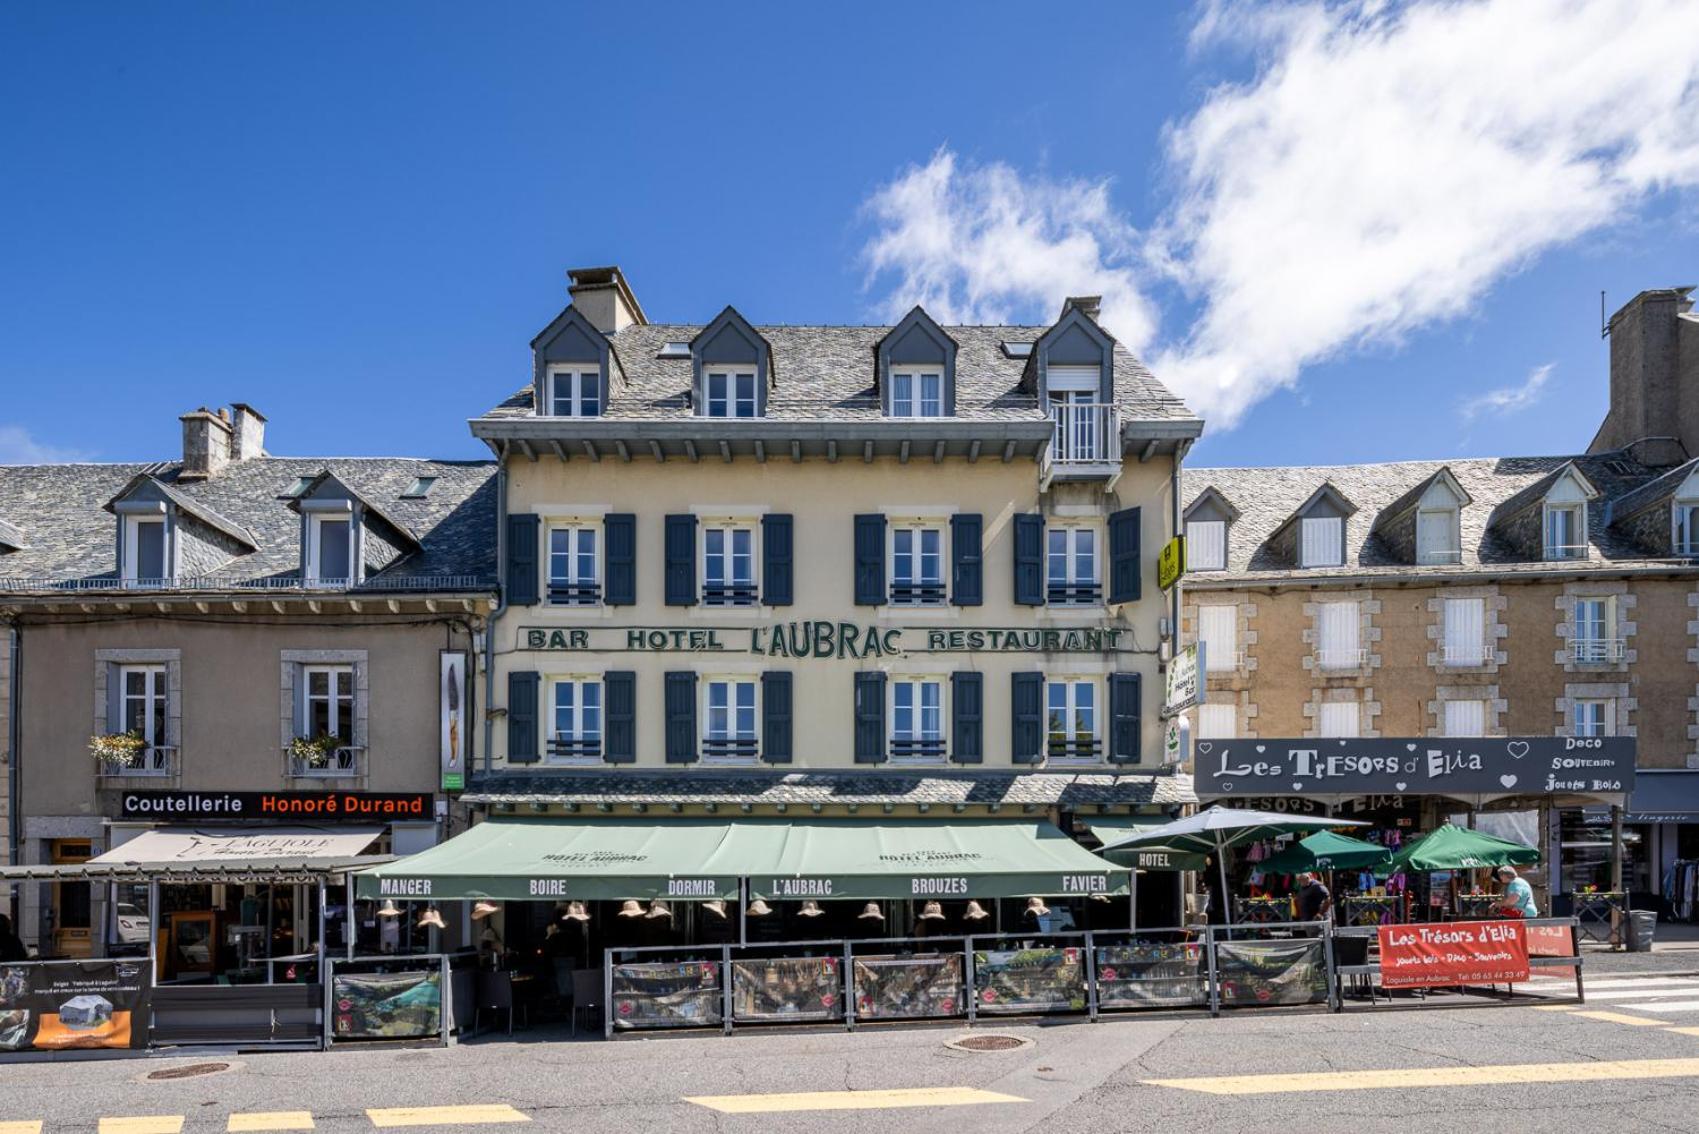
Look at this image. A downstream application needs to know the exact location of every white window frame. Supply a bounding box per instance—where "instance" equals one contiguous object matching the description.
[1197,605,1238,674]
[702,677,759,764]
[546,523,600,606]
[306,514,355,586]
[1675,501,1699,557]
[1570,596,1622,664]
[300,664,355,741]
[121,514,171,585]
[1044,678,1101,764]
[704,369,759,418]
[888,677,946,764]
[548,676,603,765]
[1196,702,1236,740]
[1300,515,1344,568]
[1416,508,1461,565]
[888,522,946,606]
[890,370,945,418]
[1187,519,1226,572]
[1316,601,1362,671]
[117,664,171,772]
[1441,597,1486,666]
[1046,525,1100,605]
[1442,699,1485,737]
[1543,503,1587,560]
[1316,700,1360,739]
[1571,698,1610,738]
[701,522,759,607]
[545,363,601,418]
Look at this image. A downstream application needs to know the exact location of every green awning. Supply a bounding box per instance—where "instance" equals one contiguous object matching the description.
[355,819,1125,903]
[1084,820,1206,871]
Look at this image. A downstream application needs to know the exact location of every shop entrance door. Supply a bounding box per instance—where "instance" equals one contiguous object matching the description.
[49,839,93,958]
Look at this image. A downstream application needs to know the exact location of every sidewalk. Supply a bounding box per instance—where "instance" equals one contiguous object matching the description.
[1577,919,1699,976]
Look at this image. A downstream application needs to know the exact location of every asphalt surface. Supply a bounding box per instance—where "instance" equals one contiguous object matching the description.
[8,977,1699,1133]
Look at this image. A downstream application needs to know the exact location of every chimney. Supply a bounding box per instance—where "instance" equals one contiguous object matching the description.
[1062,295,1103,320]
[567,265,647,334]
[179,407,233,480]
[1590,286,1698,466]
[231,403,267,461]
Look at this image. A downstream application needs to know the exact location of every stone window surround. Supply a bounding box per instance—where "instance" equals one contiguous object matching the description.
[1426,684,1508,738]
[1425,586,1508,673]
[1197,687,1258,740]
[280,649,370,751]
[1554,582,1636,672]
[1555,682,1635,737]
[1685,589,1699,768]
[1183,595,1258,678]
[1301,687,1382,739]
[1301,593,1381,679]
[93,648,183,752]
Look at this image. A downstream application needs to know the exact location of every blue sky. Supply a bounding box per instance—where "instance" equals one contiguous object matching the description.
[2,1,1696,468]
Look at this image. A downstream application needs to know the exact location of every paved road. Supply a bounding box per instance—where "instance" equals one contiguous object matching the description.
[8,981,1699,1132]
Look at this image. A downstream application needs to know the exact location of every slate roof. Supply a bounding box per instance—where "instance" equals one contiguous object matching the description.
[464,770,1197,809]
[482,323,1197,425]
[0,456,497,591]
[1182,451,1679,582]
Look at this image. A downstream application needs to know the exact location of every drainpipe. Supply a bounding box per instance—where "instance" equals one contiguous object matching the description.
[5,620,19,920]
[482,462,508,777]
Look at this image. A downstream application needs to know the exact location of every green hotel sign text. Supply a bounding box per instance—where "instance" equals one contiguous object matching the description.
[523,621,1129,660]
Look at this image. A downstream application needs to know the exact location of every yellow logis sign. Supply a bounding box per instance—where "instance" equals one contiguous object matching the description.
[1157,535,1185,591]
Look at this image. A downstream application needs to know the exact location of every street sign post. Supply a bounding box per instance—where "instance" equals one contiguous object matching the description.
[1157,536,1185,591]
[1164,642,1205,716]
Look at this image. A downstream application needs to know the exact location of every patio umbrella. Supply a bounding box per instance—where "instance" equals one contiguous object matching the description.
[1262,831,1392,875]
[1382,823,1540,874]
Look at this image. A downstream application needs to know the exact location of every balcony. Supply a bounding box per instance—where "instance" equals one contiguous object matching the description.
[1041,402,1121,488]
[547,581,601,607]
[1416,549,1463,566]
[888,581,947,606]
[1046,582,1103,606]
[1441,644,1489,667]
[1045,737,1103,765]
[95,745,178,779]
[700,582,759,608]
[1569,638,1626,665]
[1204,649,1247,675]
[285,744,366,779]
[888,737,947,765]
[548,736,603,766]
[1544,544,1591,562]
[701,736,760,765]
[1317,647,1369,671]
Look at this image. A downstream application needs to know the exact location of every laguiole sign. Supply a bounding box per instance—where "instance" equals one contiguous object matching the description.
[523,621,1131,659]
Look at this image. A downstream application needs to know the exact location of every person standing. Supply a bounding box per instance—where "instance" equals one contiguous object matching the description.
[1497,866,1538,918]
[1295,871,1332,928]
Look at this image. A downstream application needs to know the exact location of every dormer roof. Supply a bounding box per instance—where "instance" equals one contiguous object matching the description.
[1183,485,1241,523]
[1268,482,1358,543]
[691,306,774,379]
[1372,466,1472,534]
[0,518,27,552]
[287,469,422,552]
[1608,456,1699,524]
[103,473,258,550]
[1488,459,1599,529]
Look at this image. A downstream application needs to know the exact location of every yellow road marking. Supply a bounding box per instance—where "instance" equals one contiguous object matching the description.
[685,1087,1028,1114]
[1144,1057,1699,1095]
[366,1105,529,1128]
[0,1123,43,1134]
[1572,1010,1670,1027]
[1667,1027,1699,1037]
[229,1113,315,1131]
[100,1120,184,1134]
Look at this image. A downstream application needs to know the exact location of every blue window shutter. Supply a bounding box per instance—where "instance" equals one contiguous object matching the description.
[506,670,540,764]
[951,513,983,606]
[951,671,983,764]
[761,671,792,764]
[1010,672,1043,765]
[1013,514,1044,605]
[603,514,636,605]
[854,514,886,605]
[604,672,636,763]
[762,514,794,606]
[854,671,886,763]
[505,514,540,607]
[664,514,697,606]
[1109,672,1142,764]
[664,671,697,763]
[1108,507,1142,604]
[943,364,956,417]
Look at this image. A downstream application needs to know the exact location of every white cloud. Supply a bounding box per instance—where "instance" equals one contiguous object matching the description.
[0,425,90,464]
[1458,363,1553,422]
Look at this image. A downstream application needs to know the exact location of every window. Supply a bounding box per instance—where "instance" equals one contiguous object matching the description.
[1196,702,1236,739]
[1187,520,1226,571]
[307,515,353,585]
[280,476,314,499]
[890,371,944,418]
[549,678,602,763]
[1572,699,1609,737]
[1317,700,1360,738]
[1442,699,1485,737]
[122,515,169,585]
[703,678,758,762]
[1300,516,1344,567]
[547,525,599,605]
[1317,602,1361,670]
[1442,597,1485,665]
[702,525,757,606]
[118,664,170,771]
[1676,502,1699,556]
[1045,679,1100,762]
[1544,504,1586,559]
[302,666,354,741]
[1416,508,1460,565]
[400,476,437,499]
[658,342,691,359]
[1197,605,1238,673]
[890,678,945,762]
[1571,597,1619,663]
[1046,527,1099,604]
[889,524,945,605]
[705,370,758,418]
[546,365,601,417]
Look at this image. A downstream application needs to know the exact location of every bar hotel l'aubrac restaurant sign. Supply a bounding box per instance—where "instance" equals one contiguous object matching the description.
[524,621,1132,658]
[1196,737,1634,798]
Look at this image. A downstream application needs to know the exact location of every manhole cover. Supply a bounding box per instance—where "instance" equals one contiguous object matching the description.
[946,1034,1032,1053]
[146,1062,231,1081]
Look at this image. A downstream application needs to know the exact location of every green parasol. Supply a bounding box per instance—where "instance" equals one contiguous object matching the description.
[1262,831,1392,874]
[1381,823,1540,874]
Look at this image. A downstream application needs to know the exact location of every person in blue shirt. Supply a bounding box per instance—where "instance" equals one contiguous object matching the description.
[1497,866,1538,918]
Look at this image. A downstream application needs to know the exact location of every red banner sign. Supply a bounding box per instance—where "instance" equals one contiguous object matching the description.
[1377,920,1529,988]
[1525,923,1575,958]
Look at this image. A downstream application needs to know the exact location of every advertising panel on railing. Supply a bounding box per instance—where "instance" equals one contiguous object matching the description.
[1526,922,1576,958]
[1378,921,1529,989]
[852,954,964,1020]
[611,960,723,1030]
[1214,939,1329,1007]
[331,970,441,1039]
[972,947,1087,1014]
[731,957,844,1023]
[0,960,151,1051]
[1095,942,1208,1010]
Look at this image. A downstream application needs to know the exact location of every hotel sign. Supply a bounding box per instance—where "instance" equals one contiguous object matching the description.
[523,621,1131,659]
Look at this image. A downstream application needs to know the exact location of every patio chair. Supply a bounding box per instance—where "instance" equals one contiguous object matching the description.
[571,968,603,1037]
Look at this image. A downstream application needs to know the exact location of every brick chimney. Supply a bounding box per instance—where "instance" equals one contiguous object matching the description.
[567,266,647,334]
[231,403,267,461]
[1590,286,1698,466]
[180,403,266,479]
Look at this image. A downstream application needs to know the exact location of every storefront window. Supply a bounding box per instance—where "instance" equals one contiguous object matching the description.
[1560,811,1650,894]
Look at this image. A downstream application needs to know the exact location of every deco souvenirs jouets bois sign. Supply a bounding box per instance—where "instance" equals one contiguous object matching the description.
[1196,737,1634,797]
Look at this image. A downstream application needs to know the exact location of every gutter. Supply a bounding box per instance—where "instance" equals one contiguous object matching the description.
[483,462,508,777]
[6,620,19,905]
[1185,562,1699,592]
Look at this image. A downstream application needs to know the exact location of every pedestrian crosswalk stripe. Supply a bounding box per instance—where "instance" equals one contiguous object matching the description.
[1143,1057,1699,1095]
[228,1113,315,1131]
[1616,1000,1699,1013]
[684,1088,1029,1114]
[366,1105,530,1128]
[99,1119,185,1134]
[1532,1004,1579,1011]
[0,1122,43,1134]
[1551,986,1699,1000]
[1571,1010,1671,1026]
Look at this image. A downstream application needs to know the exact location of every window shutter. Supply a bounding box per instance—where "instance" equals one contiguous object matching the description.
[1013,514,1044,605]
[1108,507,1142,604]
[664,671,697,763]
[1199,606,1237,673]
[290,664,305,737]
[604,671,636,763]
[854,671,886,763]
[1109,672,1142,764]
[951,671,983,764]
[1443,598,1484,664]
[1443,699,1484,737]
[603,513,636,605]
[1010,672,1043,764]
[505,514,540,607]
[1318,602,1359,666]
[1301,516,1343,567]
[105,664,123,732]
[762,514,794,606]
[854,514,886,605]
[761,671,793,764]
[1187,520,1226,571]
[950,513,983,606]
[506,670,540,764]
[664,514,697,606]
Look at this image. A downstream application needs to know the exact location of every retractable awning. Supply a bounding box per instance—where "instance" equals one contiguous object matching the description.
[354,819,1126,903]
[0,826,389,885]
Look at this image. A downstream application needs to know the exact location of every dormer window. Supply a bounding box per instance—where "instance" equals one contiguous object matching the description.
[1543,503,1586,560]
[691,307,770,420]
[705,370,758,418]
[306,513,354,585]
[532,306,612,419]
[122,513,169,585]
[878,307,956,419]
[890,371,944,418]
[1675,501,1699,556]
[546,364,601,417]
[1416,507,1461,565]
[1183,487,1238,573]
[1300,516,1343,567]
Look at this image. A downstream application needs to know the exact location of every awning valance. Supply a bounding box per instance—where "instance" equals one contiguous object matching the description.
[354,819,1126,902]
[0,826,388,885]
